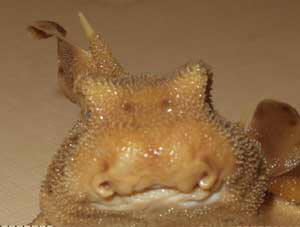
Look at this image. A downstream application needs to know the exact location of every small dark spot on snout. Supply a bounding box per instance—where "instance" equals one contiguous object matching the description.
[161,98,172,107]
[122,102,134,112]
[101,161,109,172]
[161,98,173,112]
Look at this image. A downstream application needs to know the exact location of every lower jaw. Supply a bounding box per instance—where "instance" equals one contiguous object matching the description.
[91,185,225,211]
[176,187,224,208]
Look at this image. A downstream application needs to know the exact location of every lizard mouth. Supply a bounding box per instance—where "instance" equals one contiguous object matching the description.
[90,183,225,211]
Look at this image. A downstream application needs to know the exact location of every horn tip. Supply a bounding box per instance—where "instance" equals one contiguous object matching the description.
[78,11,95,39]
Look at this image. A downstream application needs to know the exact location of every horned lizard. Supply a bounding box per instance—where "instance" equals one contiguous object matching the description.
[27,13,300,226]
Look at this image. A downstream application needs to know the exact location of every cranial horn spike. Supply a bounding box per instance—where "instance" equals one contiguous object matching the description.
[78,12,96,40]
[78,13,125,76]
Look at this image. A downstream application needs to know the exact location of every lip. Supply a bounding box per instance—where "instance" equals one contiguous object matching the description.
[176,186,224,208]
[91,184,225,211]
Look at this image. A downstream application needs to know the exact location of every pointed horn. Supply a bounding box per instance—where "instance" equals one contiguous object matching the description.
[78,12,125,76]
[78,12,96,40]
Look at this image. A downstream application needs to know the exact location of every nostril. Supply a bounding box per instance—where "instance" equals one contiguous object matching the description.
[96,180,114,198]
[99,181,111,189]
[198,171,218,191]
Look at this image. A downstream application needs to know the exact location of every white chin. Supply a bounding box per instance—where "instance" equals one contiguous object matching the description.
[176,187,224,208]
[91,185,225,211]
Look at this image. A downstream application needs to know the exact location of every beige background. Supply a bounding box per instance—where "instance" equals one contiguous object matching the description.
[1,0,300,224]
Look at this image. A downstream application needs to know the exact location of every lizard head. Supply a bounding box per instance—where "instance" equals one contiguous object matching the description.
[28,14,269,227]
[69,63,237,210]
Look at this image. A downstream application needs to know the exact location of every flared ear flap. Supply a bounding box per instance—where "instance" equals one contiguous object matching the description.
[268,175,300,203]
[27,13,125,104]
[246,99,300,177]
[27,21,91,103]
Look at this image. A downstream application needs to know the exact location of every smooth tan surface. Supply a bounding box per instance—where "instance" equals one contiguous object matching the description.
[1,0,300,224]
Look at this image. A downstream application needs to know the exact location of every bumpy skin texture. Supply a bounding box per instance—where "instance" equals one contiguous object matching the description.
[27,15,300,226]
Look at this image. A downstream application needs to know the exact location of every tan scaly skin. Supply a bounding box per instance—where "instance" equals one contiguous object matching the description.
[27,14,300,227]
